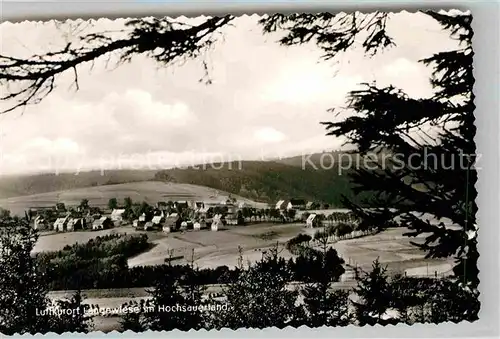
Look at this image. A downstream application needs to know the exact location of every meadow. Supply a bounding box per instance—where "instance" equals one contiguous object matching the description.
[43,225,453,332]
[0,181,268,216]
[36,221,452,281]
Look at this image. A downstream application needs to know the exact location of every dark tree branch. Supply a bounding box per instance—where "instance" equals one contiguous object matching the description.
[259,12,395,60]
[0,15,233,114]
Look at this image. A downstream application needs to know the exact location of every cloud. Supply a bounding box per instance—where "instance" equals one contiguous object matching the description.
[0,13,461,174]
[381,58,421,78]
[253,127,287,144]
[374,57,434,98]
[23,137,81,154]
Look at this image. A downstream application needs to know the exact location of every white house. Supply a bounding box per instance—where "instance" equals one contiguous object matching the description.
[275,200,292,210]
[53,215,70,232]
[67,218,84,232]
[193,222,201,231]
[211,214,222,231]
[33,215,48,231]
[152,215,164,226]
[180,221,188,230]
[111,209,126,222]
[306,214,317,228]
[196,206,209,217]
[144,221,154,231]
[165,213,180,231]
[226,213,238,225]
[289,199,307,210]
[92,216,111,230]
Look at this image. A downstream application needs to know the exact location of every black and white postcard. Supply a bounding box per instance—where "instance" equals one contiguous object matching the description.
[0,10,478,334]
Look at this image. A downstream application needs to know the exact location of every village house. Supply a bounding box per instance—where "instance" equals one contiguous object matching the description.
[151,213,165,227]
[225,201,238,214]
[92,216,112,230]
[306,214,322,228]
[275,200,292,211]
[133,219,144,228]
[196,205,209,219]
[193,220,205,230]
[33,215,48,231]
[144,221,154,231]
[179,220,190,231]
[111,209,126,223]
[163,213,181,233]
[225,212,238,225]
[174,201,190,210]
[67,218,85,232]
[211,214,223,231]
[289,199,307,210]
[53,214,71,232]
[83,212,94,225]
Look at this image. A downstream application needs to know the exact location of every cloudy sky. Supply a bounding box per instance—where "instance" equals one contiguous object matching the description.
[0,12,460,175]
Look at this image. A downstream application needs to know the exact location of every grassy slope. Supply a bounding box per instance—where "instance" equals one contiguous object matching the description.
[0,170,157,199]
[0,181,265,216]
[0,152,375,208]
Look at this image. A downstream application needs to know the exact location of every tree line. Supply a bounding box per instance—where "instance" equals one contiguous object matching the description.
[119,247,478,332]
[1,217,479,334]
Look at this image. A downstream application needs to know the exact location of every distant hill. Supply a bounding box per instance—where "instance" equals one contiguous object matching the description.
[154,159,374,207]
[274,150,360,168]
[0,181,268,216]
[274,149,392,168]
[0,170,157,199]
[0,151,379,208]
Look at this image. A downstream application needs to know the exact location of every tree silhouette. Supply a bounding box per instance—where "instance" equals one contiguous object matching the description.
[214,246,302,329]
[262,11,477,288]
[0,16,233,114]
[119,300,146,332]
[0,224,51,334]
[79,199,89,211]
[301,237,349,327]
[124,197,133,209]
[55,202,66,212]
[352,259,396,326]
[0,220,93,334]
[108,198,118,210]
[49,290,94,334]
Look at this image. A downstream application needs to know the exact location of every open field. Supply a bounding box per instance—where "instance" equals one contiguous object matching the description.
[333,228,454,277]
[35,222,454,276]
[0,181,268,216]
[33,226,143,253]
